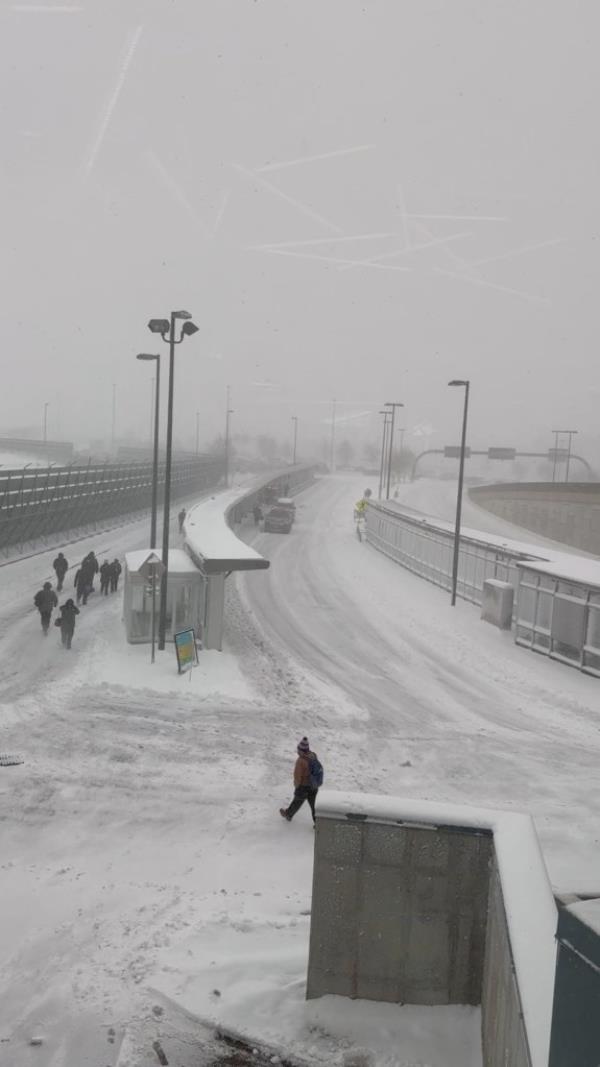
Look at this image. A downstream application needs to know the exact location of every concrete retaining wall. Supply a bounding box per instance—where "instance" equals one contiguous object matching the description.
[308,804,538,1066]
[481,856,531,1066]
[307,817,491,1005]
[470,483,600,555]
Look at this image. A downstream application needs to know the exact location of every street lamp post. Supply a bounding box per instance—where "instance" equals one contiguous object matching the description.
[398,428,406,482]
[384,402,404,500]
[136,353,161,548]
[224,387,233,488]
[43,402,49,443]
[565,430,578,482]
[147,311,199,649]
[291,416,298,465]
[448,379,470,607]
[378,409,390,499]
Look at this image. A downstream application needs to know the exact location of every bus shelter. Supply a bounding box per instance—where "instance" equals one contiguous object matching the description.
[123,549,204,645]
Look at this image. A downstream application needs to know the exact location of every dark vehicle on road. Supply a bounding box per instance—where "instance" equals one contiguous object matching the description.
[276,497,296,522]
[263,505,293,534]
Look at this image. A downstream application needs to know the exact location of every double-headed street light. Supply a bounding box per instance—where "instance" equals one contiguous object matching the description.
[448,379,470,607]
[148,310,200,649]
[136,353,161,548]
[224,387,234,489]
[384,402,404,500]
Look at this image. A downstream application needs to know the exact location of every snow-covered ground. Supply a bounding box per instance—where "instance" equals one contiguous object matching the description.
[0,474,598,1065]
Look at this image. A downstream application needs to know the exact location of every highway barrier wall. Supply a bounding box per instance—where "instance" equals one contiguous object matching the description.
[0,435,75,463]
[470,482,600,556]
[0,455,224,554]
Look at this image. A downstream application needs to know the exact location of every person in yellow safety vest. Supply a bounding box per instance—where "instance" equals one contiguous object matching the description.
[354,498,368,520]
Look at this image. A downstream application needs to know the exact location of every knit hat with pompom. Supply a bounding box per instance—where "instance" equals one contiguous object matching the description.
[297,737,310,754]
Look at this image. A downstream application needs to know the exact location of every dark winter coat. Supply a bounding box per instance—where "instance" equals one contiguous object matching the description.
[34,588,58,613]
[86,555,99,575]
[100,563,111,581]
[59,603,80,631]
[109,560,122,579]
[53,555,68,577]
[74,566,93,591]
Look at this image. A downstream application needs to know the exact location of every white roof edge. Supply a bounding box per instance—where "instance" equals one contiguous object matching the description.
[317,791,556,1067]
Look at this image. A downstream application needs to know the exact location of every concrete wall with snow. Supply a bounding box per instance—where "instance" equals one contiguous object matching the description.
[307,817,491,1006]
[470,482,600,556]
[481,855,531,1067]
[308,794,557,1067]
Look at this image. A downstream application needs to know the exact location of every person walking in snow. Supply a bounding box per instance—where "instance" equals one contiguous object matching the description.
[74,557,94,604]
[99,559,111,596]
[52,551,68,592]
[109,558,122,593]
[178,507,186,533]
[58,598,79,649]
[34,581,58,635]
[252,503,263,526]
[280,737,323,827]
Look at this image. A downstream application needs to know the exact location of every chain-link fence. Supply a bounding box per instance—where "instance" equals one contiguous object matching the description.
[0,455,224,554]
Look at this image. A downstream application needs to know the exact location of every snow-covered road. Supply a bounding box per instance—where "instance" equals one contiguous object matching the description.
[0,474,598,1065]
[240,475,600,891]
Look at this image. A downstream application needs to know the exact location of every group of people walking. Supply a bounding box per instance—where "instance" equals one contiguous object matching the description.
[73,552,121,605]
[33,549,122,649]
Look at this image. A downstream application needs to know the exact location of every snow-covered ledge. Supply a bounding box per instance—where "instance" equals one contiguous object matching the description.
[184,488,270,575]
[310,792,557,1067]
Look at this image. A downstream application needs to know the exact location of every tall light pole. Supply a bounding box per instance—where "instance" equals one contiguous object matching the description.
[378,409,390,499]
[111,383,117,451]
[148,311,199,649]
[448,379,470,607]
[564,430,578,482]
[552,428,578,483]
[224,386,233,488]
[43,402,49,444]
[398,427,406,482]
[384,402,404,500]
[291,416,298,465]
[136,354,161,548]
[329,398,337,473]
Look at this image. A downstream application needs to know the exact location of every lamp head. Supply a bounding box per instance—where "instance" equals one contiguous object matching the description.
[173,310,192,320]
[181,320,199,337]
[136,353,159,362]
[148,318,170,335]
[384,401,404,407]
[448,379,469,387]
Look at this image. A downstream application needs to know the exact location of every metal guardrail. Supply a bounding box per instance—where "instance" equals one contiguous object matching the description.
[366,499,600,677]
[514,566,600,677]
[365,500,534,606]
[0,455,224,554]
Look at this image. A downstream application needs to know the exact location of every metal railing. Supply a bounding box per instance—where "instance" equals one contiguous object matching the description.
[0,455,225,554]
[365,500,537,606]
[514,567,600,677]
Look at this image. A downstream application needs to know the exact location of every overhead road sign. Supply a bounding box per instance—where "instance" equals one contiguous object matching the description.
[488,448,516,461]
[444,446,472,459]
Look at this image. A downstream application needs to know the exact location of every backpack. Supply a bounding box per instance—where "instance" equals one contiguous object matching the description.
[308,754,324,789]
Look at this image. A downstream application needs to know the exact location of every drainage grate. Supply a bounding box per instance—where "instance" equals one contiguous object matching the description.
[0,755,24,767]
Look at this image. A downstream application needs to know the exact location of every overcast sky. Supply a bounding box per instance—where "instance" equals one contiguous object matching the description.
[1,0,598,458]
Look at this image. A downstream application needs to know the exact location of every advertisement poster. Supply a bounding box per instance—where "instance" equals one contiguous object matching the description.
[174,628,198,675]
